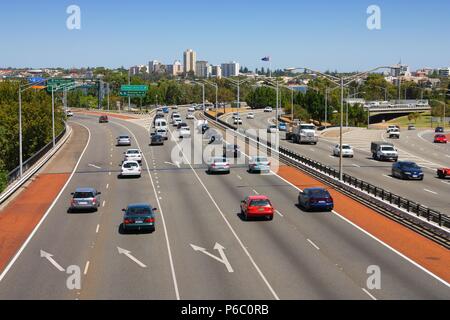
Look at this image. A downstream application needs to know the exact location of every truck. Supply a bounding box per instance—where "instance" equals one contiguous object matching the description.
[287,123,318,144]
[388,128,400,139]
[371,141,398,161]
[437,168,450,179]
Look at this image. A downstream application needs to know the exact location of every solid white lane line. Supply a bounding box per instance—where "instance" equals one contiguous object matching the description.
[0,121,91,283]
[423,189,438,195]
[84,261,90,275]
[96,224,100,233]
[307,239,320,250]
[111,120,180,300]
[275,210,284,217]
[362,288,377,300]
[168,126,280,300]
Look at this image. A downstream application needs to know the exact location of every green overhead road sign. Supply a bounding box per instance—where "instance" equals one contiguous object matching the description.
[46,79,75,92]
[119,91,146,97]
[120,85,148,92]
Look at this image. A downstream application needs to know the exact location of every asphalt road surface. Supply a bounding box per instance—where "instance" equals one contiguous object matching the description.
[0,111,448,299]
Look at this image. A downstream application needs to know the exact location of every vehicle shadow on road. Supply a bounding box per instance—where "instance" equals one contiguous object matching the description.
[118,223,154,235]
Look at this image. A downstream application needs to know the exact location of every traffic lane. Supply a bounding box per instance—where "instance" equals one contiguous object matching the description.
[78,117,175,299]
[144,119,277,299]
[193,166,368,299]
[0,116,112,299]
[0,123,87,276]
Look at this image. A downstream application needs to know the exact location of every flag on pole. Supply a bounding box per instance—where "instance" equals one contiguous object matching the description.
[261,56,270,62]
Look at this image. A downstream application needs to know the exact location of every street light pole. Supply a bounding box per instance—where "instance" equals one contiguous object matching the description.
[291,87,294,122]
[107,83,110,111]
[325,87,328,126]
[18,88,23,177]
[51,87,56,147]
[339,77,344,181]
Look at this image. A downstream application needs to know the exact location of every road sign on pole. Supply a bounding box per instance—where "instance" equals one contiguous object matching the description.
[120,85,148,92]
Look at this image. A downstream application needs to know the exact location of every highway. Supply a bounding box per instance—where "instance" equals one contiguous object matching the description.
[0,109,448,299]
[222,111,450,216]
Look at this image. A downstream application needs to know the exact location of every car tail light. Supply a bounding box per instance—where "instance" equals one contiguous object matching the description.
[144,218,155,223]
[268,162,271,166]
[70,199,75,206]
[211,163,216,167]
[92,198,96,204]
[124,218,134,224]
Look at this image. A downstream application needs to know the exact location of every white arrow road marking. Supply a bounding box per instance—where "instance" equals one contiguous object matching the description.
[88,164,101,169]
[164,161,180,168]
[40,250,65,272]
[190,243,234,273]
[117,247,147,268]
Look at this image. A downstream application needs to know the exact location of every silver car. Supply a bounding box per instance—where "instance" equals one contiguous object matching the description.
[69,187,101,212]
[207,157,230,174]
[117,135,131,146]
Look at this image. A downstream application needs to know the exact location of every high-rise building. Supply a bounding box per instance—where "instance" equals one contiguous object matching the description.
[221,61,240,77]
[211,65,222,79]
[390,64,410,77]
[149,60,164,73]
[165,60,184,76]
[183,49,197,75]
[195,61,211,78]
[129,65,140,75]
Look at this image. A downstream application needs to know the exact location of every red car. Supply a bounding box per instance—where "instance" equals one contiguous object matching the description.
[240,195,274,221]
[437,168,450,179]
[434,134,447,143]
[99,115,109,123]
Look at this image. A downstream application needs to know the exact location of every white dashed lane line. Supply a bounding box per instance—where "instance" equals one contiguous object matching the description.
[423,189,438,195]
[96,224,100,233]
[84,261,90,275]
[307,239,320,250]
[275,210,284,217]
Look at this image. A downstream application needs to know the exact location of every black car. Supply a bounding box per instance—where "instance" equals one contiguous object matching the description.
[177,122,188,130]
[392,161,424,180]
[435,127,444,133]
[150,133,164,146]
[223,144,241,158]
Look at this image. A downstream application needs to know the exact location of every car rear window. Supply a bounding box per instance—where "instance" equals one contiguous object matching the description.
[127,207,152,215]
[123,162,138,168]
[307,189,330,198]
[250,199,271,207]
[73,192,94,198]
[255,157,268,162]
[127,150,139,154]
[119,136,129,139]
[214,158,227,163]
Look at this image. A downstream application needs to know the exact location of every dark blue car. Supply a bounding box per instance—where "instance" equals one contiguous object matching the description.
[122,203,157,233]
[392,161,424,180]
[298,188,334,211]
[162,106,169,113]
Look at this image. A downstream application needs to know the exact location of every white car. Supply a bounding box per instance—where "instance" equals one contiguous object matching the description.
[173,117,182,126]
[264,107,273,112]
[117,135,131,146]
[333,144,354,158]
[179,126,191,138]
[155,128,168,140]
[233,117,243,125]
[267,124,278,133]
[124,149,142,163]
[232,112,239,119]
[386,125,398,133]
[187,107,195,113]
[65,110,73,117]
[186,113,195,119]
[246,112,254,119]
[120,160,141,177]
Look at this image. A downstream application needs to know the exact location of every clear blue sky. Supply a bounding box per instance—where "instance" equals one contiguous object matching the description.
[1,0,449,71]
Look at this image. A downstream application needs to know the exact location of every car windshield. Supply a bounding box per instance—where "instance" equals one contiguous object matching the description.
[381,146,394,151]
[123,162,138,168]
[307,189,330,198]
[342,145,351,149]
[301,125,315,130]
[250,199,271,207]
[73,192,94,198]
[127,207,152,215]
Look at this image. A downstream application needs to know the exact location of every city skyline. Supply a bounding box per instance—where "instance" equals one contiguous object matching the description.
[0,0,449,71]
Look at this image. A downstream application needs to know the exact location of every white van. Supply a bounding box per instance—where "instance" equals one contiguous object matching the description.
[154,118,168,131]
